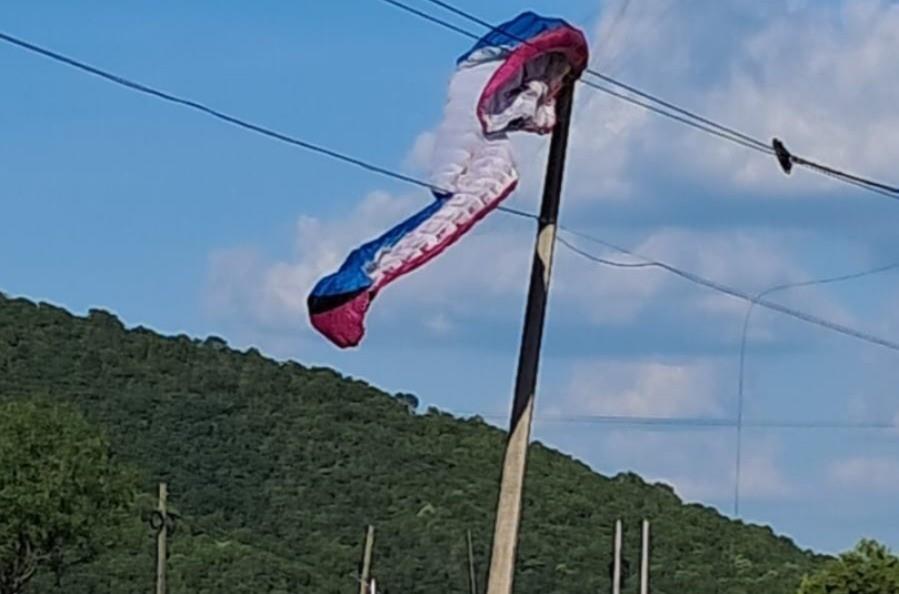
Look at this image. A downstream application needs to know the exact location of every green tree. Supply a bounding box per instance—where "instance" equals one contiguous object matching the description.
[0,295,828,593]
[0,400,136,594]
[798,539,899,594]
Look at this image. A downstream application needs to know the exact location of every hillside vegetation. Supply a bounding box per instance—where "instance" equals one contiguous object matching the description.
[0,293,825,593]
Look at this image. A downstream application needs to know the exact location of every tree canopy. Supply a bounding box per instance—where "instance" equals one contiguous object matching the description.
[0,293,831,593]
[798,539,899,594]
[0,400,136,594]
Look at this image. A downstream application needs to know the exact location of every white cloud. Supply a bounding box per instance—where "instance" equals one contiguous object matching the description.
[205,189,538,336]
[559,0,899,200]
[424,312,454,336]
[207,201,852,350]
[585,430,796,503]
[206,191,422,331]
[206,0,873,349]
[206,246,264,320]
[561,358,722,417]
[739,443,798,499]
[697,0,899,192]
[404,130,436,173]
[830,456,899,493]
[197,1,899,550]
[553,226,847,331]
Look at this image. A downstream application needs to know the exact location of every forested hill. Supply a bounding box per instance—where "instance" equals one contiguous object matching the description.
[0,293,824,593]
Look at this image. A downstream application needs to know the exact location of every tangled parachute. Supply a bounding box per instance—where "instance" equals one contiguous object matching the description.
[308,12,589,347]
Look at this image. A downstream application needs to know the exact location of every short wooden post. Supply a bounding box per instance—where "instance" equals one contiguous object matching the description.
[360,525,375,594]
[155,483,168,594]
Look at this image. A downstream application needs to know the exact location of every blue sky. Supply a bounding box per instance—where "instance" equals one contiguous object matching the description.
[4,0,899,555]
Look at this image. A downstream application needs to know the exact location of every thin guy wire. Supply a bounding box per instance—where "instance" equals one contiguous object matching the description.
[557,228,899,353]
[733,260,899,516]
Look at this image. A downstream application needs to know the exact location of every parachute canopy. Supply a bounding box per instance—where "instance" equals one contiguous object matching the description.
[308,12,589,348]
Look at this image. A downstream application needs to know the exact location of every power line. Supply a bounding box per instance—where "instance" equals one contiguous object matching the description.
[408,0,771,154]
[733,260,899,516]
[0,30,451,195]
[556,228,899,353]
[6,26,899,358]
[577,78,772,155]
[414,0,770,151]
[473,412,899,430]
[556,235,654,268]
[773,138,899,200]
[379,0,480,42]
[383,0,899,200]
[580,75,770,153]
[0,28,532,222]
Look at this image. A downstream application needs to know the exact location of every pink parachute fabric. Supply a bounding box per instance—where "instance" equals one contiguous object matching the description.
[308,12,589,347]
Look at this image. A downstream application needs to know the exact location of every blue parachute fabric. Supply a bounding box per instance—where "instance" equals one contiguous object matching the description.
[308,10,589,348]
[309,197,447,298]
[456,11,570,64]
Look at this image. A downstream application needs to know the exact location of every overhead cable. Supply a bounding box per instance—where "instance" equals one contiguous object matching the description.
[556,228,899,353]
[385,0,899,199]
[732,259,899,515]
[6,27,899,357]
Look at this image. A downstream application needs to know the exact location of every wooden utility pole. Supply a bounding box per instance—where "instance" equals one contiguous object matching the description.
[155,482,168,594]
[359,525,375,594]
[485,81,577,594]
[467,530,478,594]
[612,519,623,594]
[640,520,650,594]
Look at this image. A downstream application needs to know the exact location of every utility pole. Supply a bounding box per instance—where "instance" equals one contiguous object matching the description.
[612,519,623,594]
[155,482,168,594]
[467,530,478,594]
[640,520,650,594]
[359,525,375,594]
[485,81,577,594]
